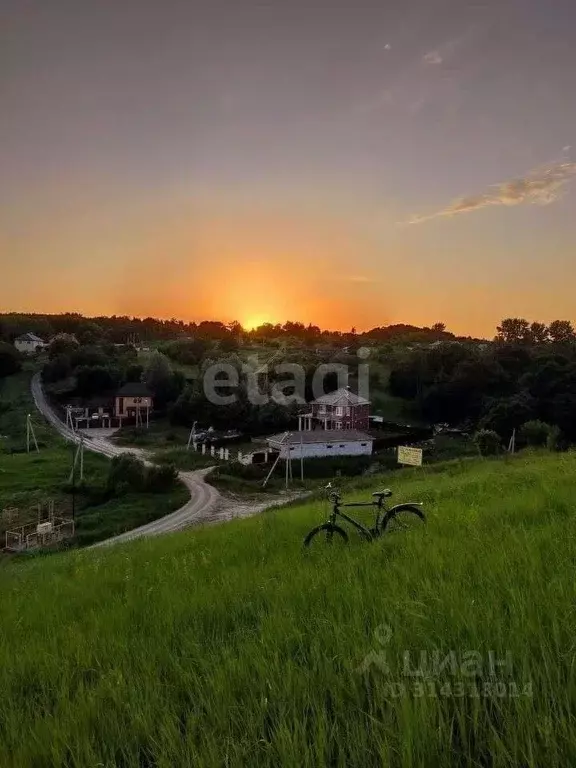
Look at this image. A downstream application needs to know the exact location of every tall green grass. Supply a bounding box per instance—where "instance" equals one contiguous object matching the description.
[1,452,576,766]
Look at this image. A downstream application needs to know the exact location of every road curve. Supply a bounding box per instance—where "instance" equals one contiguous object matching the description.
[30,373,222,545]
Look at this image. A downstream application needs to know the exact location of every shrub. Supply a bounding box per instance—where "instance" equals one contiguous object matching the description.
[0,342,22,379]
[518,420,551,448]
[107,454,146,494]
[546,425,562,452]
[146,463,178,492]
[473,429,502,456]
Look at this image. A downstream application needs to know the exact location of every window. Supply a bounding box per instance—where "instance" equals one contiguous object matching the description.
[318,406,327,414]
[345,407,351,416]
[335,421,342,429]
[361,443,367,447]
[335,406,344,416]
[326,444,333,449]
[339,444,345,448]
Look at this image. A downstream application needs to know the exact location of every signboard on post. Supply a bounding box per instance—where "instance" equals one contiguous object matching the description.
[397,446,423,466]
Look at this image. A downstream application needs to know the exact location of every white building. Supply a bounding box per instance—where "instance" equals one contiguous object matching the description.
[14,333,47,354]
[266,429,373,459]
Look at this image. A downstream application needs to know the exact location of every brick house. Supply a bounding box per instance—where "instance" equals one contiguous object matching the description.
[298,386,370,431]
[114,383,153,426]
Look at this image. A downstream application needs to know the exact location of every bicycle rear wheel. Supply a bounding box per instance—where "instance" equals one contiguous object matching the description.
[381,505,425,534]
[303,523,349,548]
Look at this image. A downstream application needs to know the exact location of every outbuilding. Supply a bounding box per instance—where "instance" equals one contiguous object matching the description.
[266,429,373,459]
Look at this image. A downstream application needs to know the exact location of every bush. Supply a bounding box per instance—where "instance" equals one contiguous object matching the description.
[0,342,22,379]
[518,420,551,448]
[473,429,502,456]
[107,454,146,494]
[42,354,72,384]
[546,425,562,452]
[146,463,178,492]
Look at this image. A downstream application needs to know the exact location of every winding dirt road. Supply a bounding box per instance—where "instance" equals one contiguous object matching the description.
[31,374,222,545]
[30,374,300,545]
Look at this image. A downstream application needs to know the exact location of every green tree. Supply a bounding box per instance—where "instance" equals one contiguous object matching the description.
[548,320,575,344]
[143,351,183,408]
[76,322,104,346]
[495,318,532,345]
[76,365,121,397]
[0,342,22,379]
[529,322,549,344]
[48,333,79,360]
[473,429,501,456]
[143,351,173,395]
[479,394,537,438]
[518,420,551,447]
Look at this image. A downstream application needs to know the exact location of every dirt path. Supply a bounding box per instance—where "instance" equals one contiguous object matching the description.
[31,374,301,545]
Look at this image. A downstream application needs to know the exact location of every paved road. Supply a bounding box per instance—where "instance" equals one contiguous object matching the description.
[31,374,222,545]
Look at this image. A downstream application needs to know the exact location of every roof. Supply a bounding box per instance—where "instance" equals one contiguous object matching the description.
[267,429,373,445]
[16,333,45,343]
[116,383,153,397]
[312,387,370,406]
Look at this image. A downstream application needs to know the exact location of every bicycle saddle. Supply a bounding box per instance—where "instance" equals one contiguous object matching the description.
[372,489,392,498]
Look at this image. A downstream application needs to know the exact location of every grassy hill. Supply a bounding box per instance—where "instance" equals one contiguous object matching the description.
[1,451,576,766]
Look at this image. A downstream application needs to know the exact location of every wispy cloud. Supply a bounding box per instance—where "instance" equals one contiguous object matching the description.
[404,161,576,225]
[423,50,443,65]
[352,30,476,118]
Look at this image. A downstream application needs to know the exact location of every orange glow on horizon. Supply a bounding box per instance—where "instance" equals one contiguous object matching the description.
[242,313,277,331]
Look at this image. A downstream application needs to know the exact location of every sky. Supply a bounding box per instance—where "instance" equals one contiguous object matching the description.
[1,0,575,337]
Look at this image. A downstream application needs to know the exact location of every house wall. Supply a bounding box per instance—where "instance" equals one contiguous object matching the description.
[14,340,43,354]
[114,396,153,417]
[310,402,370,431]
[269,440,373,459]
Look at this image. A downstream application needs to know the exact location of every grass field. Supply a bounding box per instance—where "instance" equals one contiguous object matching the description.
[1,450,575,765]
[0,369,189,547]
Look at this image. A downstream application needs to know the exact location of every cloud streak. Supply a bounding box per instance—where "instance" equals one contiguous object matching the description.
[405,161,576,225]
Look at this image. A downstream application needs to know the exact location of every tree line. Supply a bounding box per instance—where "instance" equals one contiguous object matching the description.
[0,312,466,347]
[389,317,576,444]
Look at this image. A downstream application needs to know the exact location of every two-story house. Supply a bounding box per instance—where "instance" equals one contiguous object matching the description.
[114,383,153,426]
[298,386,370,431]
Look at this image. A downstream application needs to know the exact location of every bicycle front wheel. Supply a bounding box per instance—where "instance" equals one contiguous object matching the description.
[303,523,349,548]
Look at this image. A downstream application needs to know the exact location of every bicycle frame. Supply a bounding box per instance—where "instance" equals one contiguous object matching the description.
[327,494,425,541]
[328,497,385,541]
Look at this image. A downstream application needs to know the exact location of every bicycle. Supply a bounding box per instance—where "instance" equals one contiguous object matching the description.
[303,483,425,547]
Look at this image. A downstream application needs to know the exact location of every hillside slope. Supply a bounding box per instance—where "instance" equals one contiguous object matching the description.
[2,452,576,766]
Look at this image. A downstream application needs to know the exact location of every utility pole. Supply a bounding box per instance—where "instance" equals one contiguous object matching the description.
[187,421,198,450]
[26,414,39,453]
[71,440,76,522]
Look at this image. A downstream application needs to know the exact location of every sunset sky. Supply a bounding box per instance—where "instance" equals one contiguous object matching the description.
[2,0,575,337]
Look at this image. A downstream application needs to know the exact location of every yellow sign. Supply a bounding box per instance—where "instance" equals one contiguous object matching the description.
[397,446,423,466]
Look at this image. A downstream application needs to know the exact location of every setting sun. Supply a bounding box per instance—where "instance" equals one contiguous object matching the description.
[242,314,275,331]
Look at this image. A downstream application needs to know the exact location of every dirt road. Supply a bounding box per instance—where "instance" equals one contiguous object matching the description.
[31,374,299,545]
